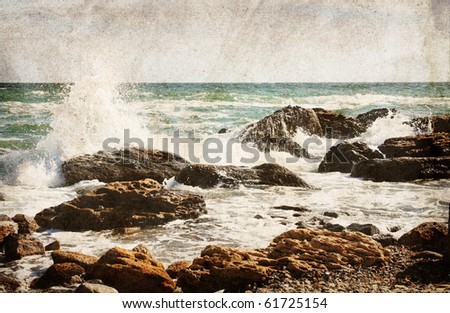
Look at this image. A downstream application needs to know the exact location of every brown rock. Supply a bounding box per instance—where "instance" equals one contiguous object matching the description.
[0,192,5,201]
[86,247,176,293]
[0,273,21,292]
[0,219,18,246]
[32,262,85,289]
[351,157,450,182]
[132,243,155,258]
[323,211,339,218]
[176,163,311,189]
[319,141,383,173]
[34,179,206,231]
[378,133,450,158]
[4,234,45,261]
[166,261,191,279]
[346,223,380,236]
[51,250,99,270]
[178,228,389,292]
[12,214,39,234]
[177,246,272,292]
[398,222,448,253]
[62,148,190,186]
[45,240,61,251]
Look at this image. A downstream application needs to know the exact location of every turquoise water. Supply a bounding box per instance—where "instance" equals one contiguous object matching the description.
[1,82,449,155]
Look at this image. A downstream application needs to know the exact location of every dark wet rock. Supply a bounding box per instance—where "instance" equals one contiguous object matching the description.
[373,234,398,247]
[312,108,366,138]
[398,222,448,253]
[406,115,450,134]
[4,234,45,261]
[431,115,450,133]
[319,141,383,173]
[166,261,191,279]
[218,128,228,134]
[388,225,402,233]
[32,263,85,289]
[62,148,190,185]
[178,228,389,292]
[51,250,99,270]
[347,223,380,236]
[238,106,321,157]
[0,273,21,292]
[75,282,118,293]
[35,178,206,231]
[378,133,450,158]
[323,211,339,218]
[45,240,61,251]
[86,246,176,293]
[0,193,5,201]
[237,106,378,158]
[0,219,18,246]
[176,163,311,189]
[351,157,450,182]
[273,206,310,213]
[12,214,39,234]
[356,108,397,129]
[322,223,345,232]
[254,214,264,219]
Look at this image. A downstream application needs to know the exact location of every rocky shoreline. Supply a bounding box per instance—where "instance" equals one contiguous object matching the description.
[1,105,449,293]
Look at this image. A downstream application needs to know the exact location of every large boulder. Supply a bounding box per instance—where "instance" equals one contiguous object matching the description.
[238,106,373,158]
[351,157,450,182]
[398,222,448,253]
[318,141,383,173]
[175,163,311,188]
[51,250,99,270]
[86,247,176,293]
[4,234,45,261]
[62,148,189,185]
[177,228,389,292]
[34,179,206,231]
[32,263,85,289]
[378,133,450,158]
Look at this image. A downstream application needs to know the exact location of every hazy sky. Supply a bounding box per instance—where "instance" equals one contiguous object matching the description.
[1,0,449,82]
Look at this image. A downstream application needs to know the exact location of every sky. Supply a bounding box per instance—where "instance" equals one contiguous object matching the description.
[1,0,449,83]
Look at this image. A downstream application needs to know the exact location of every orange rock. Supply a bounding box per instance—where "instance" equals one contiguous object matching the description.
[87,247,175,293]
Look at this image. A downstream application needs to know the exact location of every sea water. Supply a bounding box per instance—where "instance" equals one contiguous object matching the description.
[0,82,449,290]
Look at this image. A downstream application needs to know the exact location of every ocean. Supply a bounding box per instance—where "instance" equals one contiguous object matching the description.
[1,81,449,289]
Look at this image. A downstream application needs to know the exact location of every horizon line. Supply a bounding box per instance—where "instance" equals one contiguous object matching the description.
[1,81,449,85]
